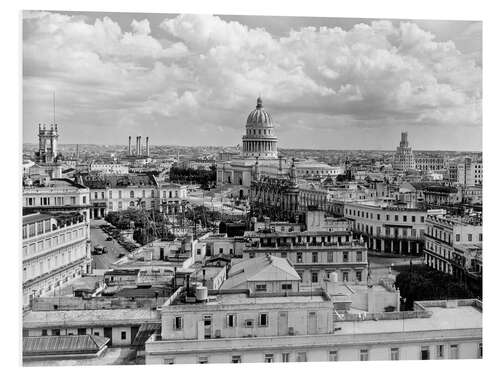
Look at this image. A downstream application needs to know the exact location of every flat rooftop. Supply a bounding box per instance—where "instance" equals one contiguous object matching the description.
[23,308,161,329]
[170,291,330,308]
[335,304,482,335]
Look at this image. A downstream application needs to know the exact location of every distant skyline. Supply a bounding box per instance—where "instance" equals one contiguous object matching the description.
[23,11,482,151]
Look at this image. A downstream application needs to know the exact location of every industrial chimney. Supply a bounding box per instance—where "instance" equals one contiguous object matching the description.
[138,136,142,156]
[128,136,132,156]
[145,136,150,157]
[136,136,140,156]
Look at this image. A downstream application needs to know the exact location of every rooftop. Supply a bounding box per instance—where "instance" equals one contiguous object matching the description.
[23,308,161,329]
[23,334,109,357]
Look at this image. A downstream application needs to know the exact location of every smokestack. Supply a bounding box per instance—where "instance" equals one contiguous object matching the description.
[128,136,132,156]
[146,137,150,157]
[136,136,140,156]
[138,136,142,156]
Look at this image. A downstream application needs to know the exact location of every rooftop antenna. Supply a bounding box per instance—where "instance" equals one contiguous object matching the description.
[52,91,56,125]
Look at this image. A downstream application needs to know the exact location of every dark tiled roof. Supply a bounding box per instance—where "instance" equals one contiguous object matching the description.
[23,335,109,356]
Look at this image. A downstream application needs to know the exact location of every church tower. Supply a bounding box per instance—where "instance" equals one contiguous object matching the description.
[36,123,59,164]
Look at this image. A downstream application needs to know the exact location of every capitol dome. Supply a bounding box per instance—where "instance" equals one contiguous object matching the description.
[241,97,278,159]
[246,97,273,128]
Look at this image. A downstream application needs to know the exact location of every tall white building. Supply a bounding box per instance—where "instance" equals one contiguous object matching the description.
[22,212,92,307]
[393,132,415,171]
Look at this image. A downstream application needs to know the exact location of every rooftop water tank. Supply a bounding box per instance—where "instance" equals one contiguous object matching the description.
[195,286,208,302]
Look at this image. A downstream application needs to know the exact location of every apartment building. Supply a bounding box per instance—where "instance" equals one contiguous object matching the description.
[22,212,91,307]
[23,178,91,219]
[424,214,482,295]
[242,228,367,286]
[343,201,434,255]
[145,289,482,364]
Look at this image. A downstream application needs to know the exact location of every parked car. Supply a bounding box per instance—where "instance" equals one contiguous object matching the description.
[93,244,104,255]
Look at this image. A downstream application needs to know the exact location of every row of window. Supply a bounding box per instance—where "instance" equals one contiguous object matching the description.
[346,209,425,224]
[23,227,85,256]
[294,250,363,263]
[297,269,362,283]
[23,243,86,281]
[25,196,82,207]
[106,189,182,199]
[163,343,481,364]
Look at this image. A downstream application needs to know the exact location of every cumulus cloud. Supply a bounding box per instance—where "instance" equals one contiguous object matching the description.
[23,11,482,149]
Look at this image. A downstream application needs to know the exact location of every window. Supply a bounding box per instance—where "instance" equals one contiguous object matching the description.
[312,252,318,263]
[450,344,459,359]
[403,216,407,222]
[456,234,460,242]
[226,314,237,328]
[264,354,274,363]
[343,251,349,262]
[356,251,362,262]
[296,252,303,263]
[412,216,416,222]
[468,234,472,242]
[421,346,430,360]
[342,271,349,282]
[479,233,482,241]
[360,349,369,361]
[394,215,399,222]
[174,316,183,330]
[130,191,134,198]
[219,248,224,254]
[259,313,268,327]
[232,355,241,363]
[256,284,267,292]
[386,214,390,221]
[41,329,47,336]
[164,358,175,365]
[282,353,290,362]
[249,252,255,259]
[245,319,254,328]
[390,348,399,360]
[121,331,127,340]
[198,356,208,364]
[109,190,113,199]
[437,344,444,359]
[421,216,425,223]
[327,251,333,262]
[52,329,60,336]
[297,352,307,362]
[356,271,362,282]
[312,272,318,283]
[281,252,287,258]
[478,343,482,358]
[329,350,338,361]
[281,283,292,290]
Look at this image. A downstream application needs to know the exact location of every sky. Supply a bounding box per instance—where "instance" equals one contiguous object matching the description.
[22,11,482,150]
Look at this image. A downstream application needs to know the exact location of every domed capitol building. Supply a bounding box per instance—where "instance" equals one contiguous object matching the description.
[216,97,292,198]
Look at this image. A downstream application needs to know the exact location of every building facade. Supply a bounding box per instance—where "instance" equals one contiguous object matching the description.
[22,213,91,306]
[343,201,431,255]
[145,293,482,364]
[424,214,482,295]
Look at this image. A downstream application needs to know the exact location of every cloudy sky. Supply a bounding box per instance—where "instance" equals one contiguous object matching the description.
[23,11,482,150]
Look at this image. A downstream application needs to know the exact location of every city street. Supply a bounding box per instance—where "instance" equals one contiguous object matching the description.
[90,219,127,269]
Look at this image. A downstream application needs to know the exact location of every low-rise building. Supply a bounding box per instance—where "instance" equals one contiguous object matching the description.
[145,293,482,364]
